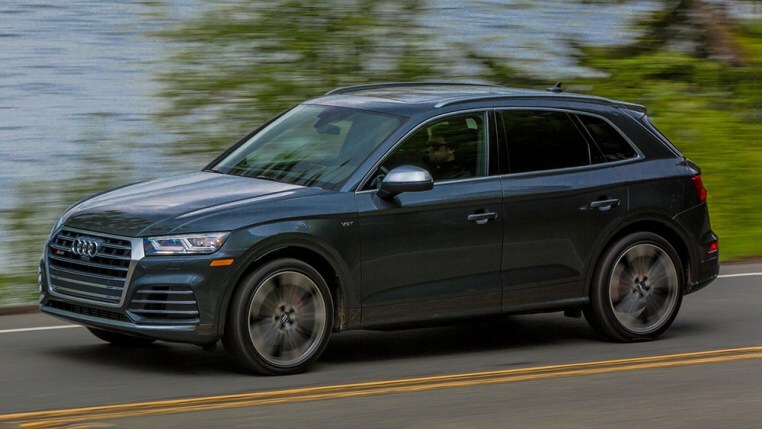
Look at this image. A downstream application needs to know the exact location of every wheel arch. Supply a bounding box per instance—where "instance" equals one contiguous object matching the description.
[217,237,353,337]
[584,217,692,297]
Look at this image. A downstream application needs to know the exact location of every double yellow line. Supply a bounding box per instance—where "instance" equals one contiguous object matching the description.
[3,346,762,428]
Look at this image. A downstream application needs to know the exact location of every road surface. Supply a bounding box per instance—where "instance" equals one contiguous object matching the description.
[0,263,760,428]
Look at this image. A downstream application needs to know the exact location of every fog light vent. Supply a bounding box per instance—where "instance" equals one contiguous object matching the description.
[128,286,200,322]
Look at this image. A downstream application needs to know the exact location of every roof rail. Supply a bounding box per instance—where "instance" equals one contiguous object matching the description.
[434,94,647,113]
[325,82,503,95]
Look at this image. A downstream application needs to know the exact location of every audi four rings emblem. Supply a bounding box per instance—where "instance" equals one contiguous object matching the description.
[71,238,101,257]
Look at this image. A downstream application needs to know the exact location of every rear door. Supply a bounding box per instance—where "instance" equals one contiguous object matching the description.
[497,109,632,311]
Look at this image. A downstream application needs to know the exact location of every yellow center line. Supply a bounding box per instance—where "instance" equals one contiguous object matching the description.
[3,346,762,428]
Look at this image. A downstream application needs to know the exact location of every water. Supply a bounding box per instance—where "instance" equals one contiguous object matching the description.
[423,0,661,76]
[0,1,209,214]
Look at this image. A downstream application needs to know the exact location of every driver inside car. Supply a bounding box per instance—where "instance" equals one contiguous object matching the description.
[425,124,471,181]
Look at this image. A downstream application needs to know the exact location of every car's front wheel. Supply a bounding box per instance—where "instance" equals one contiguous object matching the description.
[223,258,333,375]
[585,232,683,342]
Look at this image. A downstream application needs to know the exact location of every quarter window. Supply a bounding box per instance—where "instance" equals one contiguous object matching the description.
[500,110,591,174]
[577,115,637,163]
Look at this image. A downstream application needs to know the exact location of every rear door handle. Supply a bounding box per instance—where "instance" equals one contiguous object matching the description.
[587,198,621,211]
[468,212,498,224]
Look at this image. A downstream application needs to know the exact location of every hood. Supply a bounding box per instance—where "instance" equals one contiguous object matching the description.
[62,172,321,236]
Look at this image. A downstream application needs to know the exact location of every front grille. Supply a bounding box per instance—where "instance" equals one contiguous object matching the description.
[47,300,131,323]
[128,286,200,322]
[47,229,133,305]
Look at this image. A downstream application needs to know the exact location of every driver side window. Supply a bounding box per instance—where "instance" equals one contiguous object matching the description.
[366,112,488,189]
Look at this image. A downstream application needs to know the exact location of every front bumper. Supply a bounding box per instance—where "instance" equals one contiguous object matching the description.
[40,302,214,343]
[39,233,239,345]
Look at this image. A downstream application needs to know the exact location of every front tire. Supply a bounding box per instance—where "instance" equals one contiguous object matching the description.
[223,258,333,375]
[585,232,683,342]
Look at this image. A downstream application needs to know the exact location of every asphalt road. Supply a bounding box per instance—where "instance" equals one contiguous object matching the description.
[1,263,760,428]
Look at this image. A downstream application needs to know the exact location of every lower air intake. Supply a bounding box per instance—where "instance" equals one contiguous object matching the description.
[128,286,200,322]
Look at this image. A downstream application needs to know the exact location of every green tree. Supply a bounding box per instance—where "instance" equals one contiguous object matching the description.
[154,0,445,161]
[477,0,762,260]
[575,1,762,260]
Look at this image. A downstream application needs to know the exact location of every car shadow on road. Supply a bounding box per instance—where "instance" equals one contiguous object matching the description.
[41,314,599,375]
[321,313,596,364]
[42,342,238,375]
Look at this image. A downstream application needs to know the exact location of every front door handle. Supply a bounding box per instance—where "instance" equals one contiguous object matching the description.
[587,198,621,211]
[468,212,498,224]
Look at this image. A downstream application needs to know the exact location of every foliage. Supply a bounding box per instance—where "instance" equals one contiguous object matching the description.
[576,53,761,260]
[467,1,762,261]
[154,0,444,161]
[569,4,762,260]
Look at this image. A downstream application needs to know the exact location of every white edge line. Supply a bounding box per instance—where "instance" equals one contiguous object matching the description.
[718,273,762,279]
[0,325,84,334]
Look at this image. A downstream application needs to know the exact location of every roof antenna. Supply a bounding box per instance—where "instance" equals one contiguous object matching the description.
[547,82,563,93]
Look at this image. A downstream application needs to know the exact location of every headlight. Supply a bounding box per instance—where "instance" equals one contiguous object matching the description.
[143,233,229,255]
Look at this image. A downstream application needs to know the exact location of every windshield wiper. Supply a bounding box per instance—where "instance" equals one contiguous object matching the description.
[253,175,282,183]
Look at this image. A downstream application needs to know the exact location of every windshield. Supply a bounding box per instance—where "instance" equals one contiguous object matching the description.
[212,105,404,189]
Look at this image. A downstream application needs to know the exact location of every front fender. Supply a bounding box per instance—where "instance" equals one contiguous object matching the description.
[215,218,361,337]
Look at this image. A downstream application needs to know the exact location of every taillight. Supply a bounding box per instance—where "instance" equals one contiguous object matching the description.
[708,240,719,253]
[692,175,707,203]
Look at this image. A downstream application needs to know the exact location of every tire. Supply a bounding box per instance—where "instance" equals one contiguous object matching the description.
[223,258,333,375]
[88,327,156,347]
[584,232,684,342]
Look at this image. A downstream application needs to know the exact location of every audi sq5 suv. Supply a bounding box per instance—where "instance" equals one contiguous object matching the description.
[39,83,719,375]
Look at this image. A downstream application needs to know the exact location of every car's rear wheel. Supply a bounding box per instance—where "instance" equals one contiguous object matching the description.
[223,258,333,375]
[88,327,156,347]
[585,232,683,341]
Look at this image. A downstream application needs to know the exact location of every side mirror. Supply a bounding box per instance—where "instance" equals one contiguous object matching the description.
[377,165,433,200]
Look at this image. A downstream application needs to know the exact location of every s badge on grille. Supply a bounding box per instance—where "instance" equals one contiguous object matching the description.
[71,238,101,257]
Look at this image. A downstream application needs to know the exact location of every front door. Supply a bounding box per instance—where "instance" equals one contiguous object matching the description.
[356,111,504,327]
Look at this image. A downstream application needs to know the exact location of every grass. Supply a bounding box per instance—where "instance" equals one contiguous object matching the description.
[576,49,762,261]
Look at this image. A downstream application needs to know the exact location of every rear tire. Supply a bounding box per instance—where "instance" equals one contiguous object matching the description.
[585,232,683,342]
[88,327,156,347]
[223,258,333,375]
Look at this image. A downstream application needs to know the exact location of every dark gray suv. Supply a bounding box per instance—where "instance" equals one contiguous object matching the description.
[39,83,719,375]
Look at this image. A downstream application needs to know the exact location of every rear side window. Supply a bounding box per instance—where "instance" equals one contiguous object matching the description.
[500,110,590,174]
[577,115,637,163]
